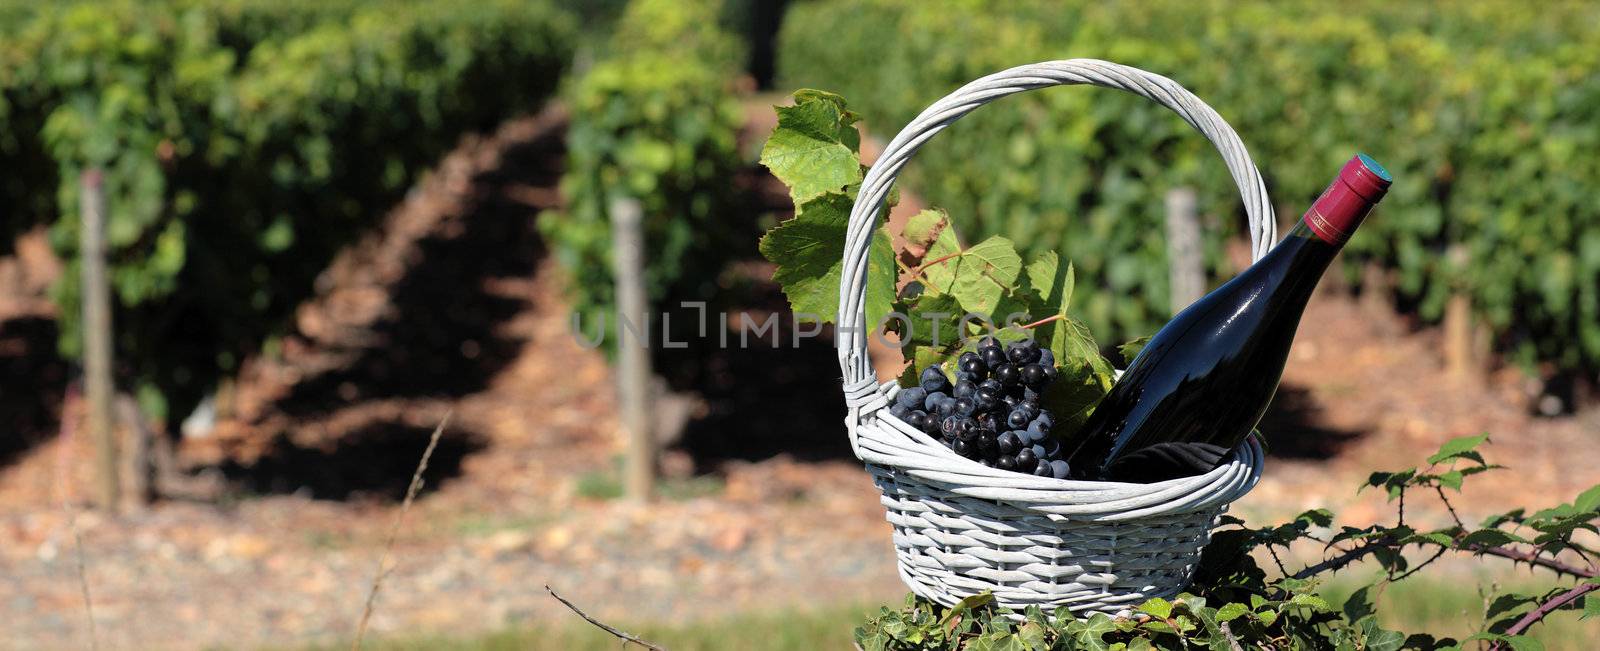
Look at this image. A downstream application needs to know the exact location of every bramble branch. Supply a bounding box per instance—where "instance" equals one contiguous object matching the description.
[1489,582,1598,649]
[546,585,665,651]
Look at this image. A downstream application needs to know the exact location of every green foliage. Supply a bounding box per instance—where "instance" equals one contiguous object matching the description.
[857,435,1600,649]
[0,0,574,418]
[540,0,743,347]
[778,0,1600,375]
[759,90,1116,433]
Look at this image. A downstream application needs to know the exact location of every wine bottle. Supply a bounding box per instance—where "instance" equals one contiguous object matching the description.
[1062,154,1392,483]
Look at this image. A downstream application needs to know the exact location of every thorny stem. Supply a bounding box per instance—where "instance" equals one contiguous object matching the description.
[1489,582,1598,649]
[1436,487,1464,528]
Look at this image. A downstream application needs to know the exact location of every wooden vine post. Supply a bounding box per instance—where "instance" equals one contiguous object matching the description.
[79,169,120,510]
[610,196,656,502]
[1164,187,1204,315]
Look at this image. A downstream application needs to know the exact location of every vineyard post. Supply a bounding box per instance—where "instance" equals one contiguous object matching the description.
[79,169,120,510]
[1165,187,1204,314]
[610,196,656,502]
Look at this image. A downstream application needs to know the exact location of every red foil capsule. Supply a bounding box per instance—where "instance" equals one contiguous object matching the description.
[1304,154,1392,245]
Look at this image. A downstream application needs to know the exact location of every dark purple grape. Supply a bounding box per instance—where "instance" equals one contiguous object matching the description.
[979,458,994,468]
[1033,412,1055,432]
[997,455,1018,471]
[993,363,1019,386]
[906,410,928,429]
[1049,460,1070,479]
[978,378,1003,394]
[1033,459,1053,477]
[1000,393,1020,409]
[956,419,978,441]
[920,366,951,393]
[978,336,1002,351]
[953,380,977,399]
[976,430,997,453]
[896,387,926,409]
[1038,349,1056,368]
[1020,364,1047,387]
[1006,409,1032,429]
[941,415,962,436]
[890,403,910,419]
[996,431,1020,455]
[923,391,944,411]
[953,397,976,415]
[974,387,1000,405]
[959,352,986,377]
[1041,364,1058,384]
[953,438,974,458]
[1016,447,1037,468]
[980,346,1006,368]
[1029,443,1048,459]
[1008,339,1040,365]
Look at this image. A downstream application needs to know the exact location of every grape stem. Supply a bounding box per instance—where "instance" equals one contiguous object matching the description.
[1017,314,1065,330]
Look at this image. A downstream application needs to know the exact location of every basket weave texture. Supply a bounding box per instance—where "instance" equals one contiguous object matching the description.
[834,60,1273,614]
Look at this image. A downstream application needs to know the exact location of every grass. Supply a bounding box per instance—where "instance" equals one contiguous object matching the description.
[293,574,1594,651]
[300,603,877,650]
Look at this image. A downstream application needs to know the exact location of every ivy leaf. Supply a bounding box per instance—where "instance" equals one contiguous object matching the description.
[1138,597,1173,619]
[759,193,894,327]
[1214,602,1250,622]
[760,90,862,205]
[1426,433,1490,465]
[1286,593,1333,612]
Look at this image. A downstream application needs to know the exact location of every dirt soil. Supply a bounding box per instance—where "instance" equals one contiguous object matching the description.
[0,104,1596,650]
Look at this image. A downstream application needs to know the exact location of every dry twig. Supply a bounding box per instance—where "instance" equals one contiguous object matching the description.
[350,411,450,651]
[545,584,666,651]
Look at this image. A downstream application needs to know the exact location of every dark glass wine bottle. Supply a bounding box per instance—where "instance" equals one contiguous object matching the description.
[1063,154,1392,483]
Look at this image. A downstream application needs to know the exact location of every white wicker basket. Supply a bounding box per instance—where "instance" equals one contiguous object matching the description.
[835,60,1273,614]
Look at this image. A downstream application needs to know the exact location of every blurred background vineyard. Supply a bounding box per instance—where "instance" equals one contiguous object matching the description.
[0,0,1596,648]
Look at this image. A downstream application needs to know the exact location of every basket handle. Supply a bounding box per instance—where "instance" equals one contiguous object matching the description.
[836,59,1277,389]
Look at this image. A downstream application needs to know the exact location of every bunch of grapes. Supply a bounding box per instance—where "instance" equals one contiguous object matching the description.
[888,337,1072,479]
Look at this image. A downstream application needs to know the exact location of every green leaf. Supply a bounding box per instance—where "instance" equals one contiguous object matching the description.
[1460,528,1529,547]
[1438,470,1464,491]
[1502,635,1546,651]
[1343,586,1376,622]
[1427,433,1490,465]
[1118,335,1151,361]
[948,236,1023,316]
[1215,602,1250,622]
[760,193,893,327]
[1365,626,1406,651]
[1583,595,1600,620]
[1573,484,1600,512]
[1286,593,1333,612]
[1138,597,1173,619]
[1024,251,1073,316]
[760,90,862,205]
[904,208,956,254]
[940,592,995,627]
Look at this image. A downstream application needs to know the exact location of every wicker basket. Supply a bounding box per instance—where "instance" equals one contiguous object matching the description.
[835,60,1272,615]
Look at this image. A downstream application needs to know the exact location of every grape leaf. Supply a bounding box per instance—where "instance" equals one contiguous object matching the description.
[1024,251,1073,316]
[760,89,863,205]
[1119,335,1151,361]
[760,193,894,327]
[903,208,956,255]
[947,236,1022,316]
